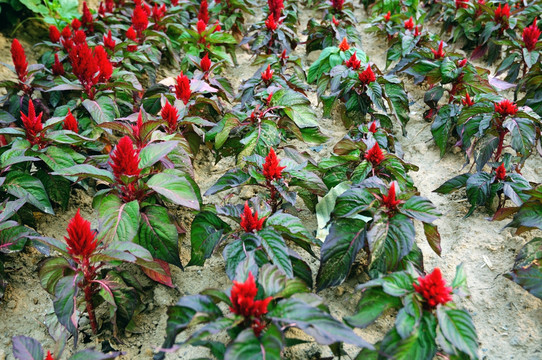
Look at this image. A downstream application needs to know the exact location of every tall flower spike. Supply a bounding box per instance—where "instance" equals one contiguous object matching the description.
[522,18,540,52]
[198,0,210,24]
[458,58,468,67]
[161,101,178,134]
[94,45,113,83]
[21,100,44,146]
[197,19,207,34]
[384,11,391,22]
[332,16,339,26]
[368,121,377,133]
[261,65,274,83]
[404,16,414,30]
[63,109,78,133]
[104,30,116,52]
[45,351,55,360]
[338,37,350,51]
[52,53,65,76]
[240,202,265,233]
[359,65,376,85]
[268,0,284,22]
[265,14,278,32]
[431,41,445,59]
[331,0,344,11]
[11,39,28,83]
[414,25,421,37]
[71,18,82,31]
[74,30,87,44]
[263,148,286,181]
[49,25,61,43]
[495,163,506,180]
[61,25,72,39]
[82,2,94,31]
[345,51,361,70]
[462,92,475,106]
[364,142,384,166]
[413,268,453,308]
[109,136,141,184]
[65,209,99,258]
[175,71,192,104]
[132,5,149,36]
[455,0,468,9]
[381,182,401,211]
[213,20,222,32]
[495,99,518,117]
[200,53,212,72]
[494,3,510,29]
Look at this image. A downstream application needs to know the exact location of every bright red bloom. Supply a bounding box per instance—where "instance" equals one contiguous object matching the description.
[265,14,278,32]
[152,4,167,30]
[381,182,401,211]
[82,2,94,31]
[69,43,97,95]
[109,136,141,184]
[197,19,207,34]
[431,41,445,59]
[175,71,192,104]
[213,20,222,32]
[494,3,510,29]
[49,25,61,43]
[99,2,106,17]
[198,0,210,24]
[495,99,518,117]
[263,147,286,181]
[171,0,179,5]
[462,92,475,106]
[495,163,506,180]
[261,64,274,83]
[414,25,421,37]
[105,0,114,12]
[279,49,289,62]
[455,0,469,9]
[331,0,344,11]
[103,30,116,52]
[384,11,391,22]
[458,58,468,67]
[71,18,82,31]
[65,209,99,258]
[522,18,540,52]
[74,30,87,44]
[63,109,78,133]
[413,268,453,308]
[200,53,212,72]
[61,26,72,39]
[240,202,266,233]
[11,39,28,83]
[94,45,113,83]
[230,272,272,336]
[21,99,43,146]
[52,53,65,76]
[358,65,376,85]
[404,16,415,30]
[126,26,137,41]
[45,351,54,360]
[332,16,339,26]
[364,142,385,166]
[345,51,361,70]
[338,37,350,51]
[132,5,149,36]
[161,101,178,133]
[268,0,284,22]
[131,111,145,148]
[368,121,377,133]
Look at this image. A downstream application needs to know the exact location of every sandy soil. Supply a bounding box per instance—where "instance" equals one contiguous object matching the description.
[0,4,541,360]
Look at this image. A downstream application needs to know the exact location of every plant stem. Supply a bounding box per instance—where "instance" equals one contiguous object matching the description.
[494,130,507,162]
[84,283,98,334]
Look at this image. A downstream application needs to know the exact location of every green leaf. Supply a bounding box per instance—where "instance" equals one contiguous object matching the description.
[465,172,492,216]
[82,97,117,124]
[138,141,179,169]
[503,117,536,157]
[204,169,250,196]
[271,88,318,128]
[266,212,320,249]
[400,196,441,223]
[53,275,79,344]
[258,228,293,278]
[39,257,72,295]
[51,164,115,183]
[94,195,140,243]
[188,211,231,267]
[384,79,410,134]
[69,349,122,360]
[345,287,401,328]
[434,174,470,194]
[147,173,200,210]
[505,238,542,299]
[423,222,442,256]
[12,336,44,360]
[437,307,479,359]
[3,171,54,214]
[224,324,283,360]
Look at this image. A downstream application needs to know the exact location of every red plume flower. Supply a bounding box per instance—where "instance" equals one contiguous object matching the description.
[494,3,510,29]
[414,25,421,37]
[230,272,272,336]
[522,18,540,52]
[52,53,65,76]
[267,0,284,22]
[279,49,289,62]
[345,51,361,70]
[61,25,72,39]
[384,11,391,22]
[381,182,401,211]
[126,26,137,41]
[99,2,106,17]
[198,0,210,24]
[63,109,78,133]
[413,268,453,308]
[49,25,61,43]
[364,142,385,166]
[455,0,469,9]
[332,16,339,26]
[368,121,377,133]
[213,20,222,32]
[200,53,212,72]
[404,16,415,30]
[65,209,99,259]
[338,37,350,51]
[94,45,112,83]
[462,92,475,106]
[261,65,274,83]
[265,14,278,32]
[240,202,266,233]
[69,42,98,97]
[21,99,43,146]
[109,136,141,185]
[132,5,149,36]
[495,163,506,180]
[82,2,94,31]
[103,30,116,52]
[71,18,82,31]
[74,30,87,44]
[431,41,445,59]
[197,19,207,34]
[11,39,28,83]
[161,101,178,134]
[175,71,192,104]
[494,99,518,117]
[358,65,376,85]
[171,0,179,5]
[263,148,286,181]
[457,58,468,67]
[152,4,167,30]
[45,351,55,360]
[331,0,344,11]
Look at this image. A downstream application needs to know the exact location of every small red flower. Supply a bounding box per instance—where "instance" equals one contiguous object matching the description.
[462,92,475,106]
[494,3,510,29]
[171,0,179,5]
[200,53,212,72]
[126,26,137,41]
[103,30,116,52]
[457,58,468,67]
[63,109,78,133]
[338,37,350,51]
[431,41,445,59]
[230,272,272,336]
[240,202,266,233]
[404,16,415,31]
[132,5,149,36]
[261,64,274,83]
[332,16,339,26]
[381,182,401,211]
[152,4,167,29]
[74,30,87,44]
[109,136,141,184]
[11,39,28,83]
[49,25,61,43]
[82,2,94,31]
[94,45,113,83]
[345,51,361,70]
[384,11,391,22]
[175,71,192,104]
[197,19,207,34]
[494,99,518,117]
[413,268,453,308]
[61,26,72,39]
[279,49,289,62]
[99,2,106,17]
[21,99,43,146]
[414,25,421,37]
[455,0,469,9]
[268,0,284,22]
[45,351,55,360]
[358,65,376,85]
[198,0,210,24]
[161,101,178,134]
[364,142,385,166]
[52,53,65,76]
[213,20,222,32]
[71,18,82,31]
[265,14,278,32]
[495,163,506,180]
[331,0,344,11]
[522,18,540,52]
[368,121,377,133]
[263,147,286,181]
[65,209,99,259]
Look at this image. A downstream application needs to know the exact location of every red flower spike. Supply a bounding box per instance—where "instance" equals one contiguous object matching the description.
[175,71,192,104]
[331,0,344,11]
[279,49,289,61]
[338,37,350,51]
[358,65,376,85]
[265,14,278,32]
[261,64,274,83]
[21,99,43,146]
[197,19,207,34]
[332,16,339,26]
[458,58,467,67]
[414,25,421,37]
[384,11,391,22]
[368,121,377,133]
[240,202,265,233]
[109,136,141,184]
[431,41,445,59]
[11,39,28,83]
[161,101,178,134]
[94,45,113,83]
[74,30,87,44]
[45,351,55,360]
[71,18,82,31]
[198,0,210,24]
[494,99,518,117]
[63,109,78,133]
[69,43,98,97]
[200,53,212,72]
[381,182,401,211]
[104,30,116,52]
[523,18,540,52]
[404,16,415,31]
[413,268,453,308]
[105,0,114,12]
[82,2,94,31]
[52,53,65,76]
[267,0,284,22]
[364,142,385,166]
[132,5,149,36]
[213,20,222,32]
[49,25,61,43]
[266,92,273,106]
[495,163,506,180]
[494,3,510,29]
[171,0,179,5]
[462,92,475,106]
[126,26,137,41]
[99,2,106,17]
[345,51,361,70]
[263,148,286,181]
[455,0,469,9]
[65,209,99,259]
[61,26,72,39]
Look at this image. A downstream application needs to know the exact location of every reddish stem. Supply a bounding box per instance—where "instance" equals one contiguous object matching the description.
[494,129,507,162]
